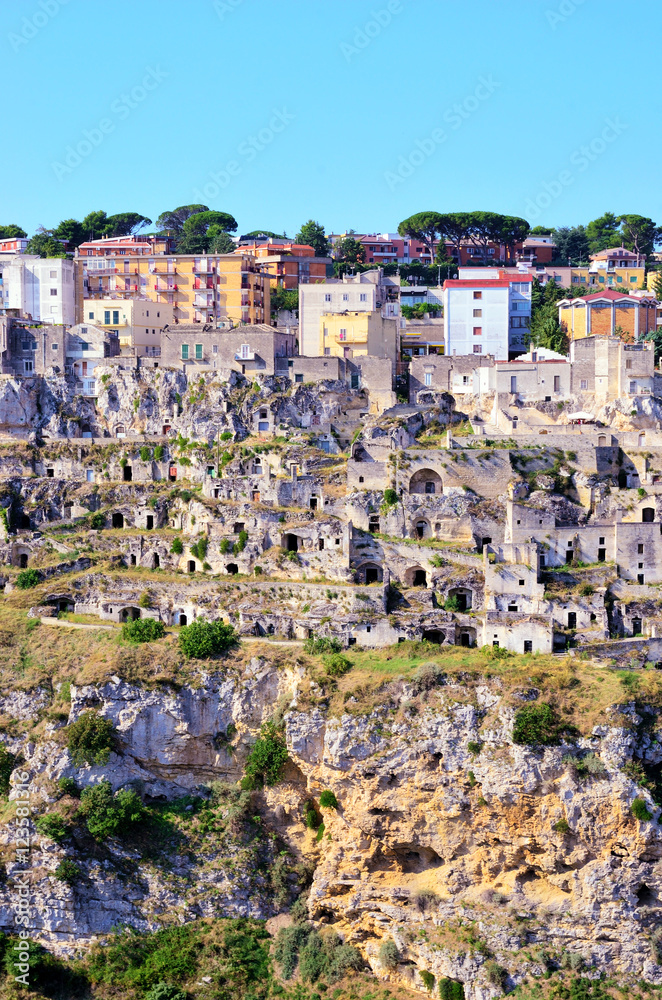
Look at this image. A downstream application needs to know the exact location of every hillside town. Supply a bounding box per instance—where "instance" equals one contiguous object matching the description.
[1,209,662,661]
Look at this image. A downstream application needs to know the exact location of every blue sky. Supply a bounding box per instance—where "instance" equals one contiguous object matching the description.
[3,0,661,238]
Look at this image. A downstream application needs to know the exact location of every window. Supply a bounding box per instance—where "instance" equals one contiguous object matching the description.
[338,328,347,341]
[638,543,644,554]
[554,375,560,392]
[49,270,57,278]
[295,373,303,383]
[324,347,330,356]
[212,344,218,354]
[342,293,349,301]
[112,310,119,324]
[510,375,517,393]
[240,344,250,359]
[51,343,57,350]
[580,379,588,390]
[195,344,203,360]
[181,344,189,360]
[473,309,482,317]
[524,640,533,653]
[473,291,482,299]
[473,345,482,353]
[518,580,524,586]
[473,327,482,338]
[350,372,360,389]
[24,361,33,372]
[104,310,110,324]
[88,311,94,320]
[324,293,331,302]
[360,293,367,302]
[50,288,57,296]
[80,342,89,351]
[424,372,432,386]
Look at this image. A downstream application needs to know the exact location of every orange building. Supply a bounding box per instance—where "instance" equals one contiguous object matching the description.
[236,240,332,290]
[558,289,658,342]
[75,236,269,326]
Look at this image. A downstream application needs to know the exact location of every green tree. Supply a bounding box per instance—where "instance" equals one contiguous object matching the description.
[207,227,236,253]
[552,225,590,264]
[122,618,166,643]
[178,619,237,658]
[618,214,661,257]
[243,721,288,787]
[50,218,85,247]
[586,211,621,253]
[77,780,145,839]
[398,211,446,263]
[0,224,27,239]
[0,746,16,796]
[334,232,366,265]
[643,324,662,365]
[243,230,286,239]
[177,210,238,254]
[155,203,209,239]
[512,703,560,746]
[25,229,67,258]
[67,711,115,766]
[294,220,330,257]
[271,286,298,317]
[16,568,41,588]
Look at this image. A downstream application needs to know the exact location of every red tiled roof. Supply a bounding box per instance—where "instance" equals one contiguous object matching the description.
[583,289,645,302]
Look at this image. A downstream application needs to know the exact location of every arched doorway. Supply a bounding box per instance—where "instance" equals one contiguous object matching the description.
[188,560,196,573]
[413,518,431,540]
[359,563,383,584]
[19,553,28,568]
[112,512,124,528]
[422,629,445,644]
[642,508,655,522]
[283,533,299,552]
[120,607,141,622]
[448,587,473,611]
[176,611,187,626]
[409,469,442,495]
[457,628,476,647]
[405,566,427,587]
[226,563,238,575]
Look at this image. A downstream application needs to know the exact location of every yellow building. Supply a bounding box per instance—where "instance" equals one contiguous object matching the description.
[76,247,269,328]
[568,265,646,290]
[82,298,174,355]
[320,311,398,363]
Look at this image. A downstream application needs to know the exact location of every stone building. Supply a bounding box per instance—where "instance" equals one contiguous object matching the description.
[161,324,295,374]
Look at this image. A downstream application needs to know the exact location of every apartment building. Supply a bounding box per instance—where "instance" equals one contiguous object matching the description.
[0,256,75,326]
[161,324,295,375]
[299,268,399,356]
[235,240,332,290]
[82,298,174,356]
[0,238,29,254]
[443,273,532,360]
[319,311,398,364]
[65,323,120,397]
[75,237,270,327]
[558,289,658,341]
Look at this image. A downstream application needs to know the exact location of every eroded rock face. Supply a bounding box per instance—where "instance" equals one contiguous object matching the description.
[1,671,661,996]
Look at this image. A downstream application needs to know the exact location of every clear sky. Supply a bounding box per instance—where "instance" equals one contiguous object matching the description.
[3,0,661,238]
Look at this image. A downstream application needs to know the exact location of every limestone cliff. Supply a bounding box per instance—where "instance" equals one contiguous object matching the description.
[2,660,662,998]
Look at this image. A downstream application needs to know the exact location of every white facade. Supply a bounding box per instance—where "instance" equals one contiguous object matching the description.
[443,277,531,360]
[0,256,75,326]
[299,270,399,357]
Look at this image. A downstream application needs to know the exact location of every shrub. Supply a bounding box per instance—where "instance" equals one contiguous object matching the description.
[0,746,16,797]
[243,721,288,788]
[274,925,311,979]
[67,711,115,766]
[16,569,40,589]
[190,536,208,561]
[319,790,338,810]
[439,978,465,1000]
[138,590,152,608]
[444,594,460,612]
[220,538,231,554]
[140,446,152,462]
[220,431,233,441]
[553,818,570,834]
[467,740,482,757]
[483,961,507,988]
[122,618,166,643]
[179,619,237,659]
[89,512,105,530]
[378,938,399,969]
[632,797,652,822]
[153,445,165,462]
[145,985,186,1000]
[414,890,439,912]
[77,780,145,839]
[54,859,81,884]
[304,636,342,655]
[420,971,435,992]
[323,653,352,677]
[304,800,321,829]
[170,537,183,555]
[383,487,398,506]
[57,777,79,797]
[578,583,594,596]
[512,702,559,746]
[413,661,445,692]
[35,813,68,843]
[234,530,248,553]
